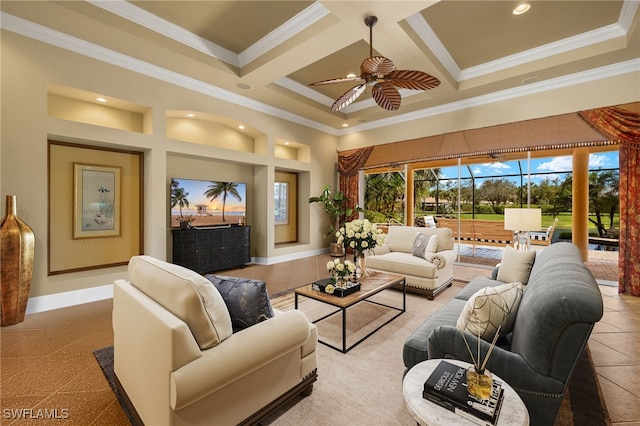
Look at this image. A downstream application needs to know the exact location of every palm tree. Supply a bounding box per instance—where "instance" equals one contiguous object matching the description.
[204,181,242,222]
[170,179,190,218]
[589,170,619,237]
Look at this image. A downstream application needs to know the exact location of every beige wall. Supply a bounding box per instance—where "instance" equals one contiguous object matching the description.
[1,31,337,299]
[1,26,637,305]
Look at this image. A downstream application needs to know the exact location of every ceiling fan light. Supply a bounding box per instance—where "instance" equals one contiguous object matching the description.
[513,3,530,15]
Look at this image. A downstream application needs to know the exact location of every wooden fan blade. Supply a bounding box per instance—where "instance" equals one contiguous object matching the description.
[384,70,441,90]
[372,82,401,110]
[361,56,395,77]
[331,84,366,111]
[310,76,362,86]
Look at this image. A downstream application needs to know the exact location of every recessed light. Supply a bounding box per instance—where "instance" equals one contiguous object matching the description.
[513,3,530,15]
[346,73,357,79]
[236,83,252,90]
[284,142,290,145]
[342,123,349,127]
[238,125,245,130]
[187,113,195,117]
[96,97,107,103]
[522,76,539,85]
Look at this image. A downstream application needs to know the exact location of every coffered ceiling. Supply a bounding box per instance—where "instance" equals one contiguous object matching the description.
[2,1,639,134]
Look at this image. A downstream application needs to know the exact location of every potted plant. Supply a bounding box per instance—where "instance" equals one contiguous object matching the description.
[178,214,195,229]
[309,185,361,256]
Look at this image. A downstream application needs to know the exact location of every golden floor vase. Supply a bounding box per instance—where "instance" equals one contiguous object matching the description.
[1,195,35,326]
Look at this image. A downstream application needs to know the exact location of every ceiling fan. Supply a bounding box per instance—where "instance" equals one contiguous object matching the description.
[309,16,441,112]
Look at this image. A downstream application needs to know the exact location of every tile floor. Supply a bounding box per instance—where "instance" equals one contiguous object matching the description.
[1,249,637,425]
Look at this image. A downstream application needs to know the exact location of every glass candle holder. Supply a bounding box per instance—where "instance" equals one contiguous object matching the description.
[466,367,493,400]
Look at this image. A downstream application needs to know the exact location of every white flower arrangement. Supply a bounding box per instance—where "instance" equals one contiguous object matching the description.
[326,259,356,288]
[336,219,386,257]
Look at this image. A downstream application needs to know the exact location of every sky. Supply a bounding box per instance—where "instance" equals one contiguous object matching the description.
[438,150,619,184]
[170,178,246,216]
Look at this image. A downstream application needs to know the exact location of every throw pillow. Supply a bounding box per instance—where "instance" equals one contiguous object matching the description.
[411,232,432,259]
[205,275,274,332]
[425,234,438,254]
[456,281,525,341]
[496,245,536,284]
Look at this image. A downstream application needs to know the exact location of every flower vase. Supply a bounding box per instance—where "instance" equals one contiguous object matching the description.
[354,253,366,279]
[1,195,36,326]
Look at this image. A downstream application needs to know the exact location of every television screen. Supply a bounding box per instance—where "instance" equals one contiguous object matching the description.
[170,178,247,228]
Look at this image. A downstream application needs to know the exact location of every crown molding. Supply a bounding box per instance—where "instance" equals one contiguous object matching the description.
[406,12,461,80]
[3,11,637,138]
[339,58,640,135]
[239,1,329,67]
[1,12,337,135]
[89,0,329,69]
[89,0,239,67]
[409,0,634,82]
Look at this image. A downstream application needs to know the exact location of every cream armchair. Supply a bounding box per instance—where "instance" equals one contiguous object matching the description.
[366,226,456,299]
[113,256,317,426]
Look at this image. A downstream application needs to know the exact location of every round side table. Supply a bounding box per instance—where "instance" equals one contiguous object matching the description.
[403,359,529,426]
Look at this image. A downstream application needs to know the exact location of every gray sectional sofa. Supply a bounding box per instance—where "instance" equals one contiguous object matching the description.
[402,242,603,426]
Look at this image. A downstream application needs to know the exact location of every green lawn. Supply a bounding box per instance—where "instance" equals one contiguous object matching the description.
[414,211,619,232]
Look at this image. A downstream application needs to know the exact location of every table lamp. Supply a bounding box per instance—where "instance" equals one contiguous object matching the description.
[504,208,541,251]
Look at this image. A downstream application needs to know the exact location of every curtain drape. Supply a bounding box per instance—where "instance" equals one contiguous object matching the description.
[579,106,640,296]
[338,147,373,222]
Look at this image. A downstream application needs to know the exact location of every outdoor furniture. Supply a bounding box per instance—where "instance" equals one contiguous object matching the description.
[530,218,558,246]
[436,218,515,253]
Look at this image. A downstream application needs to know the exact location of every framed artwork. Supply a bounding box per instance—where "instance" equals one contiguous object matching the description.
[73,163,122,239]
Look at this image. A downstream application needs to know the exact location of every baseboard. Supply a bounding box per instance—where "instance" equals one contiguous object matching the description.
[253,248,328,265]
[26,284,113,315]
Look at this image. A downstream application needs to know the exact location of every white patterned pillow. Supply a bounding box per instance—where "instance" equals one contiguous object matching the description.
[411,233,430,258]
[456,281,525,341]
[412,232,439,259]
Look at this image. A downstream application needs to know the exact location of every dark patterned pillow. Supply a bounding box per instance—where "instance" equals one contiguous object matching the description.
[204,275,274,332]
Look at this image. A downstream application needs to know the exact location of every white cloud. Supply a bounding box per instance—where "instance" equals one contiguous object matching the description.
[537,156,572,172]
[589,154,611,168]
[483,162,510,170]
[472,167,482,175]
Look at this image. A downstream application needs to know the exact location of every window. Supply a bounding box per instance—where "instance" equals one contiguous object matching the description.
[274,182,288,225]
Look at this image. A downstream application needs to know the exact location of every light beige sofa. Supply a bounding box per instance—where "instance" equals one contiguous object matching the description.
[113,256,318,426]
[365,226,456,299]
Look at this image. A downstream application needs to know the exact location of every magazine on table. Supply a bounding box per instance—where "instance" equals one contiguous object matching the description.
[423,360,504,425]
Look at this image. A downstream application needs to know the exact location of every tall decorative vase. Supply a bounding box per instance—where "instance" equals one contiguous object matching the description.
[1,195,35,326]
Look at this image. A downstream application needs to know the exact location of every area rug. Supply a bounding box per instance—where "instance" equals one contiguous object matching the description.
[94,286,610,425]
[93,346,136,425]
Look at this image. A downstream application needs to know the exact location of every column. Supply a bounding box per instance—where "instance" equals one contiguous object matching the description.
[572,148,590,261]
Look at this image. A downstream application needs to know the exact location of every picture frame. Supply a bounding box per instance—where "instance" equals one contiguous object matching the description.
[73,163,122,239]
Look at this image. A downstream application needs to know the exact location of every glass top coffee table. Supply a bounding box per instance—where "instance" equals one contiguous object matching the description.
[294,272,405,353]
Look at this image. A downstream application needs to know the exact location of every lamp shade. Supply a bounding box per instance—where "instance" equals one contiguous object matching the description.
[504,208,541,231]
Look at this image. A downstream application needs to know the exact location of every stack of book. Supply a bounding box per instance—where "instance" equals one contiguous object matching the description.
[423,360,504,426]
